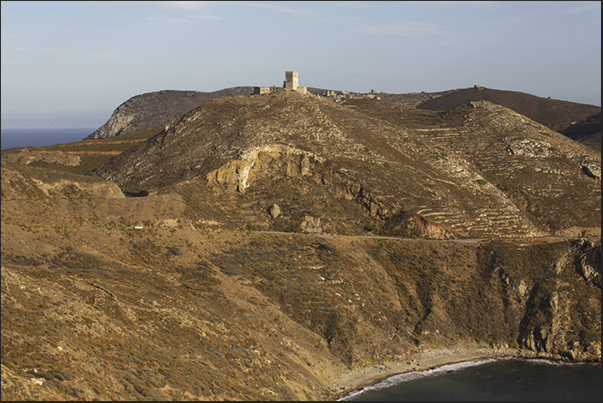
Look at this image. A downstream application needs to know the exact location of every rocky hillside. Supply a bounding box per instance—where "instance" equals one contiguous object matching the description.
[85,87,255,140]
[86,85,601,154]
[417,86,601,150]
[1,199,600,400]
[1,89,600,401]
[93,91,600,239]
[85,86,455,142]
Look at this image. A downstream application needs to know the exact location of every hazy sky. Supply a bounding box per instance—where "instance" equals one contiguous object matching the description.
[1,1,601,126]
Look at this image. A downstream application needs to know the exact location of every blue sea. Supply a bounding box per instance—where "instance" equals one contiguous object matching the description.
[1,128,95,150]
[341,358,601,401]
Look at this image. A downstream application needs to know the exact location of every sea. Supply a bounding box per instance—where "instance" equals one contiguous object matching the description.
[1,128,95,150]
[341,358,601,401]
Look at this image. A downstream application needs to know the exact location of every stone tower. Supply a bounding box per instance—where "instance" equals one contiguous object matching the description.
[284,71,299,91]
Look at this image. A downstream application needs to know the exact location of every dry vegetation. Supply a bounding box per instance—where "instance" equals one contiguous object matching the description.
[1,89,600,400]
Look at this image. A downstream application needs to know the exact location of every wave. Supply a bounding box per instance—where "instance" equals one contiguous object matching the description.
[338,356,597,401]
[339,358,497,401]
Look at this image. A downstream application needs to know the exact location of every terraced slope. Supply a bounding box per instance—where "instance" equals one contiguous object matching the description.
[417,86,601,150]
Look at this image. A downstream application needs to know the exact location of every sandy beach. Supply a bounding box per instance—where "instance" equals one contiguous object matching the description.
[329,346,563,400]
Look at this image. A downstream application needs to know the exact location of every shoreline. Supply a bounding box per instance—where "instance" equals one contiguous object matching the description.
[329,346,600,400]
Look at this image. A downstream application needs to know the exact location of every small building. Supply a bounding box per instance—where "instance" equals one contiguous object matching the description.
[254,86,271,95]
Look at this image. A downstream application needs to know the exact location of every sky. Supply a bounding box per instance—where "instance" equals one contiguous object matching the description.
[1,1,601,128]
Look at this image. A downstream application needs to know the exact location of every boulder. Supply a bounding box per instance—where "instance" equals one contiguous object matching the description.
[268,204,281,219]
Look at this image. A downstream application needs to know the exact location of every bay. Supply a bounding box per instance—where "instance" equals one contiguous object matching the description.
[342,358,601,401]
[1,128,95,150]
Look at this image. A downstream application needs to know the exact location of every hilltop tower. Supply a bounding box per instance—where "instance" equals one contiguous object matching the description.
[284,71,299,90]
[255,71,307,95]
[283,71,307,94]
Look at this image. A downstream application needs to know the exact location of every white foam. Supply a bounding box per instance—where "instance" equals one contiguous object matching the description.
[338,358,496,401]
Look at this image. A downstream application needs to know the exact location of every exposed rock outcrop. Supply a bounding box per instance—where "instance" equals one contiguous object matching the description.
[581,161,601,179]
[575,238,601,284]
[206,144,323,194]
[300,215,323,234]
[380,210,456,239]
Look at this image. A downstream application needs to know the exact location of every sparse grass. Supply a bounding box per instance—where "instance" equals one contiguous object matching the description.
[364,223,377,232]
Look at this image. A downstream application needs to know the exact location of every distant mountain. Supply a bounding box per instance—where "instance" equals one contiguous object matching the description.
[88,86,452,141]
[85,87,255,140]
[416,86,601,150]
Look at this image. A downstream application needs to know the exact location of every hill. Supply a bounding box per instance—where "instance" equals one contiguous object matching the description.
[417,86,601,150]
[85,87,255,140]
[1,89,600,400]
[85,86,601,156]
[84,87,458,142]
[93,90,600,239]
